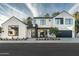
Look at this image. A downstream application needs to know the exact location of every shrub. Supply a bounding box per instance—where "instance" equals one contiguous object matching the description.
[49,27,59,36]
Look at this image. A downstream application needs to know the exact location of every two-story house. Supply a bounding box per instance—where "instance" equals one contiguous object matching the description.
[32,11,75,38]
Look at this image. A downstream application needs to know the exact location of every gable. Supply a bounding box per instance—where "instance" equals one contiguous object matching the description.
[54,11,74,18]
[1,16,27,26]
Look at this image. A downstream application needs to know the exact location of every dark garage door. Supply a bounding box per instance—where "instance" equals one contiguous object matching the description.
[56,30,72,38]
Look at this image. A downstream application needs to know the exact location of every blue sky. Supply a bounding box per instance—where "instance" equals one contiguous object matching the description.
[0,3,76,25]
[0,3,75,17]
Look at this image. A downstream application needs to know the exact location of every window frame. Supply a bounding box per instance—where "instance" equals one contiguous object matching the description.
[40,19,46,25]
[55,18,64,25]
[8,25,19,36]
[65,18,73,25]
[33,19,36,24]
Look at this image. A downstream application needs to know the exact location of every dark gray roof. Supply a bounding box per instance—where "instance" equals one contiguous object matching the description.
[33,10,74,19]
[33,17,53,19]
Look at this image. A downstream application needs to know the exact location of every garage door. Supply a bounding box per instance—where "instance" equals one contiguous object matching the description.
[56,30,72,38]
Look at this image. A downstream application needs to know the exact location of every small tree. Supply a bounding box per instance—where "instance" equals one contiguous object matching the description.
[52,12,60,17]
[49,27,59,36]
[23,17,32,25]
[44,13,50,17]
[27,17,32,25]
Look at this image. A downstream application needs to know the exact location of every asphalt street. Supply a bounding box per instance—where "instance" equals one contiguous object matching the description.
[0,43,79,56]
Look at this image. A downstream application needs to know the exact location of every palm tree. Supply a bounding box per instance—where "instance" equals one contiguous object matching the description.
[74,12,79,36]
[74,12,79,21]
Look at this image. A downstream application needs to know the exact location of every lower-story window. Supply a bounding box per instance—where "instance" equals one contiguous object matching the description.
[39,29,47,37]
[8,25,19,36]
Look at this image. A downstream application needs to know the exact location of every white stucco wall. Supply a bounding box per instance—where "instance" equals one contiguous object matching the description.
[51,12,75,38]
[27,29,31,38]
[32,12,75,38]
[1,17,27,39]
[34,11,75,38]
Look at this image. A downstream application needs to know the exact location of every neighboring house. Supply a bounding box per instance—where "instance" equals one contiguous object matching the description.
[0,11,75,39]
[1,16,28,39]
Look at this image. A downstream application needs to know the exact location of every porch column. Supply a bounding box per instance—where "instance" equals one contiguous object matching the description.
[35,24,38,38]
[72,31,75,38]
[38,30,40,38]
[27,29,31,38]
[47,29,49,37]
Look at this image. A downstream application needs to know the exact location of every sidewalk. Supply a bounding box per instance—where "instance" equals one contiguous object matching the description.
[0,38,79,43]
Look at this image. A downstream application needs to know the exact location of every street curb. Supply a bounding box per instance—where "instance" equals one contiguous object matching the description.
[0,40,79,43]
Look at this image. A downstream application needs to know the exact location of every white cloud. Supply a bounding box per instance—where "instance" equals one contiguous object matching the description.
[0,15,9,26]
[69,3,79,14]
[26,3,39,17]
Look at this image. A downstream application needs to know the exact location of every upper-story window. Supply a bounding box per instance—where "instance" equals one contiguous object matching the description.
[40,19,46,25]
[33,19,36,24]
[55,18,64,25]
[65,18,73,25]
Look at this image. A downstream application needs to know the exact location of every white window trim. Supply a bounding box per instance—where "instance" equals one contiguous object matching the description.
[55,18,64,25]
[40,19,46,25]
[65,18,73,25]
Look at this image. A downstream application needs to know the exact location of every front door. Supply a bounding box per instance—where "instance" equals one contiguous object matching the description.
[40,32,45,37]
[39,29,47,38]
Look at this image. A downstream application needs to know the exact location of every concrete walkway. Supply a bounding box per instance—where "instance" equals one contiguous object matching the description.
[0,38,79,43]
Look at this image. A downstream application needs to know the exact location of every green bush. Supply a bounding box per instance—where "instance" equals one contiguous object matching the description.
[49,27,59,36]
